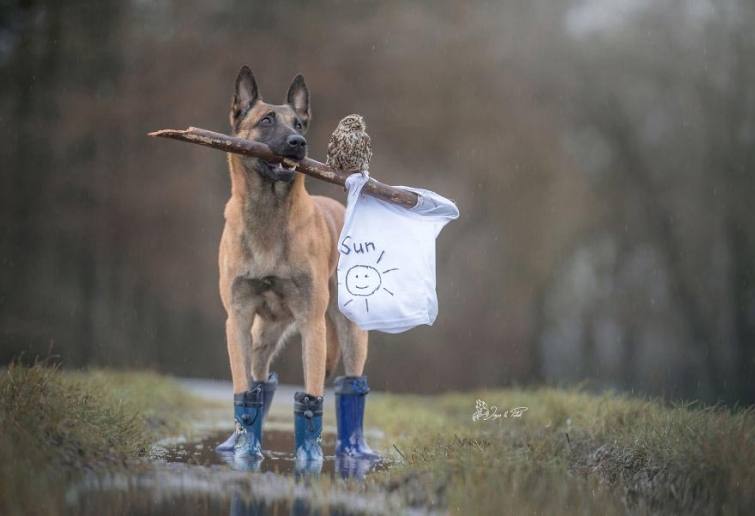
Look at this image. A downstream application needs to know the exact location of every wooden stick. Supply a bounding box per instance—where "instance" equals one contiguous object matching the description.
[148,126,419,209]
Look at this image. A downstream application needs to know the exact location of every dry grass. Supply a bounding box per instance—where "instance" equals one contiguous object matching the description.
[1,364,752,515]
[0,361,199,515]
[365,388,755,515]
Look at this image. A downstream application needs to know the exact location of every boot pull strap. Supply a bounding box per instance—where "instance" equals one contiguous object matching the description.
[352,378,370,395]
[243,384,264,426]
[302,395,322,432]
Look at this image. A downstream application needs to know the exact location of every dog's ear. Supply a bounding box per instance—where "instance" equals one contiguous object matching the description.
[231,66,260,128]
[286,74,310,132]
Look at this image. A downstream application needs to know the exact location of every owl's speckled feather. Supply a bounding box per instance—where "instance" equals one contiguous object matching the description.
[325,114,372,173]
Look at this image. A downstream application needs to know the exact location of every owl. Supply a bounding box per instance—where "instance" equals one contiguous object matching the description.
[325,114,372,174]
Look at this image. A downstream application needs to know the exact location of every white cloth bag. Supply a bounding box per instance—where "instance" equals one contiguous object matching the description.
[337,172,459,333]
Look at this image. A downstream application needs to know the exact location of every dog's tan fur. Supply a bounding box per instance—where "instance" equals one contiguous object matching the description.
[219,66,368,397]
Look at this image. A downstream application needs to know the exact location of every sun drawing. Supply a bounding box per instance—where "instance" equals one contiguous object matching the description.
[339,250,398,313]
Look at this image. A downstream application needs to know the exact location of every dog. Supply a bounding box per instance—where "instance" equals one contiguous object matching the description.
[218,66,368,401]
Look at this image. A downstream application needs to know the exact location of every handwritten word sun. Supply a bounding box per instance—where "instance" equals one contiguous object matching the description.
[338,236,398,313]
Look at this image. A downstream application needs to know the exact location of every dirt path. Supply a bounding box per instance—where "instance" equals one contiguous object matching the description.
[176,377,334,414]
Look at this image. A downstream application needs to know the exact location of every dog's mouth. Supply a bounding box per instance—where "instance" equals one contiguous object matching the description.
[259,160,297,182]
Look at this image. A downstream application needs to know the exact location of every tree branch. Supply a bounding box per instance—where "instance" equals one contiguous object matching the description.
[148,126,419,209]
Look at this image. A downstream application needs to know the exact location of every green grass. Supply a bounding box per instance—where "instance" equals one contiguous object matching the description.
[0,361,200,515]
[364,388,755,515]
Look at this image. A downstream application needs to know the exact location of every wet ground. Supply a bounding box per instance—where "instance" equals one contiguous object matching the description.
[162,379,387,476]
[65,464,385,516]
[61,380,394,515]
[154,428,386,478]
[159,428,336,475]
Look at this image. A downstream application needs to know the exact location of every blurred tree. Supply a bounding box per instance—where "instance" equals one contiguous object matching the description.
[537,0,755,403]
[0,0,752,403]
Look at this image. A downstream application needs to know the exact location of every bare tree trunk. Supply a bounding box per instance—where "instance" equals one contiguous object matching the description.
[583,97,721,401]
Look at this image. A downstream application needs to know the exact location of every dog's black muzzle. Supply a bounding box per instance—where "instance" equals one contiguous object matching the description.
[285,134,307,161]
[259,134,307,182]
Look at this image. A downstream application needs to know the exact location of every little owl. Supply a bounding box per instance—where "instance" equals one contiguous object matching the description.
[325,114,372,174]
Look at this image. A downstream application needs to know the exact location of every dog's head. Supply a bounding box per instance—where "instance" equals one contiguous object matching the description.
[230,66,311,182]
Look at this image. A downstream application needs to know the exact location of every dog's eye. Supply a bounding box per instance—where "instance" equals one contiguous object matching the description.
[261,116,272,125]
[295,121,303,131]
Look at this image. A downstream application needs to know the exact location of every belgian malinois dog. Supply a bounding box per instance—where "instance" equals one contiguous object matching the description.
[219,66,368,401]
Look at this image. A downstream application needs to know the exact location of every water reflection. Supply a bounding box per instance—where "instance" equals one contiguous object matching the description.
[156,429,384,480]
[334,457,381,482]
[64,428,390,516]
[69,476,372,516]
[230,495,366,516]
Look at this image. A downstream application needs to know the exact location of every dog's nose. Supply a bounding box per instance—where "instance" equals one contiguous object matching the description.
[287,134,307,158]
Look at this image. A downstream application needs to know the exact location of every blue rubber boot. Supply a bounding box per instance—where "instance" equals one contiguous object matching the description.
[294,392,324,462]
[216,373,278,452]
[334,376,381,461]
[231,387,264,459]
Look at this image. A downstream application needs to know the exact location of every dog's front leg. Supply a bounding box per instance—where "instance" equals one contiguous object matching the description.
[301,316,328,397]
[226,312,254,393]
[297,276,329,397]
[292,279,329,463]
[223,309,268,463]
[225,275,263,393]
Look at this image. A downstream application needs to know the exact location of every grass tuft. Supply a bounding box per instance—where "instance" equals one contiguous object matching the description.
[366,388,755,514]
[0,361,198,515]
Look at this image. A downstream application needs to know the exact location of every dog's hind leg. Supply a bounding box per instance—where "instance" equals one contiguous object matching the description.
[330,310,379,461]
[324,313,341,378]
[332,309,368,377]
[326,278,364,377]
[251,317,292,382]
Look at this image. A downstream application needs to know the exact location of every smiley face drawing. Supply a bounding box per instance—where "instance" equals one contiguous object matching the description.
[346,265,381,296]
[340,248,398,313]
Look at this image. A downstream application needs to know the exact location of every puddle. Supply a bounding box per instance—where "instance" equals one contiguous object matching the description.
[62,429,392,514]
[154,429,386,479]
[66,487,293,516]
[65,465,387,515]
[159,429,336,475]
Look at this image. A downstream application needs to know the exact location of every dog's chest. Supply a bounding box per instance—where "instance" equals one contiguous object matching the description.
[239,229,288,267]
[231,273,312,321]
